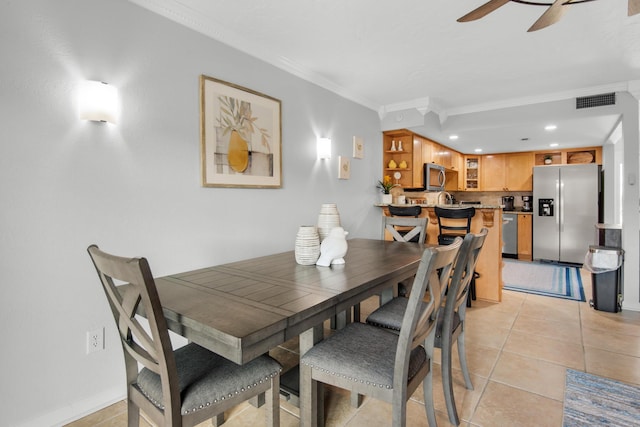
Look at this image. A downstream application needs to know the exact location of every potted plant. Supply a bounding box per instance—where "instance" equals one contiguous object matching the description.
[377,175,397,204]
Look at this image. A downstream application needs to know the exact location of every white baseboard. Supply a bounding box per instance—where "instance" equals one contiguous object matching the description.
[15,387,125,427]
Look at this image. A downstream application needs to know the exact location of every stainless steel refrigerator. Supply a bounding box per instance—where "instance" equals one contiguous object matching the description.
[533,164,601,264]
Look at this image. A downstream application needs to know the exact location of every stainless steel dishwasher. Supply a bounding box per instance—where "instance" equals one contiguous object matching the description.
[502,213,518,258]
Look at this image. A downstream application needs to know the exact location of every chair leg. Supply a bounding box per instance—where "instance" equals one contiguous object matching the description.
[212,413,225,427]
[300,364,319,427]
[350,392,363,408]
[268,375,280,427]
[127,400,140,427]
[457,332,473,390]
[422,359,437,427]
[442,341,460,426]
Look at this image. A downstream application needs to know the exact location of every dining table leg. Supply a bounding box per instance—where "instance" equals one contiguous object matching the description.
[300,324,324,427]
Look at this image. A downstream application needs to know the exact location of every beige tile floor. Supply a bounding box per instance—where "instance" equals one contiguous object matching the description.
[67,271,640,427]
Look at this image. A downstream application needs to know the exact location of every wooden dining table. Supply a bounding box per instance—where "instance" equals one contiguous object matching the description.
[150,238,426,422]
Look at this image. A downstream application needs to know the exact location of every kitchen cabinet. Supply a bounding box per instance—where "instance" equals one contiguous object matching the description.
[464,156,481,191]
[517,214,533,261]
[450,151,463,172]
[481,154,506,191]
[382,130,414,188]
[481,152,534,191]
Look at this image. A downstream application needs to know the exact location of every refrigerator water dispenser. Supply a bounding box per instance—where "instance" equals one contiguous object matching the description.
[538,198,554,216]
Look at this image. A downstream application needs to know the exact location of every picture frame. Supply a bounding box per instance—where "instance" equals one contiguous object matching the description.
[200,75,282,188]
[338,156,350,180]
[353,136,364,159]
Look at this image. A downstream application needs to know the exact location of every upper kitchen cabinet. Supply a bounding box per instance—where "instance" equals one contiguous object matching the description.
[464,156,481,191]
[481,152,534,191]
[382,130,416,188]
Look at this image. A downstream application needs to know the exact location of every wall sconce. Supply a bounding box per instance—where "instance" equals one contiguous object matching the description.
[317,137,331,160]
[79,80,118,124]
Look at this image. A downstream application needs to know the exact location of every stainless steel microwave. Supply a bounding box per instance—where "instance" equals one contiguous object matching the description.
[424,163,446,191]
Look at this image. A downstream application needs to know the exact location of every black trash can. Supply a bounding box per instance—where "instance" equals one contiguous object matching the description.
[585,245,624,313]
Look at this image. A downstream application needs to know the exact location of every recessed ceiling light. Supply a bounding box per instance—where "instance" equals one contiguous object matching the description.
[449,135,459,140]
[545,124,557,131]
[549,143,559,147]
[474,148,483,153]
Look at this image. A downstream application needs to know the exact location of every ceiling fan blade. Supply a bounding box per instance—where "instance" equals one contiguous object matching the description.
[630,0,640,16]
[457,0,512,22]
[527,0,567,32]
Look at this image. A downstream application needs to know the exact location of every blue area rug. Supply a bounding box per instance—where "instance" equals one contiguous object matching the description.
[563,369,640,426]
[502,260,585,301]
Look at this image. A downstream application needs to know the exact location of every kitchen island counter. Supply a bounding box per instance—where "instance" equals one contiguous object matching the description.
[378,204,503,302]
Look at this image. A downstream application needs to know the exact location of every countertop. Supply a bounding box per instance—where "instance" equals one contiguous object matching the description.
[376,203,502,209]
[502,209,534,215]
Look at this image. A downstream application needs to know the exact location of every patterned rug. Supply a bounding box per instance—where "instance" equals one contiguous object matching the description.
[502,259,585,301]
[563,369,640,426]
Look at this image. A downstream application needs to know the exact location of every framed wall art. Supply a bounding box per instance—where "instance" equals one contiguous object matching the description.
[353,136,364,159]
[200,75,282,188]
[338,156,350,179]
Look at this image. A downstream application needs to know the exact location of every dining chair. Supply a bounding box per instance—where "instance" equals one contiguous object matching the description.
[387,205,424,243]
[365,229,488,426]
[434,206,475,245]
[87,245,282,427]
[300,237,463,427]
[435,206,478,307]
[382,215,428,245]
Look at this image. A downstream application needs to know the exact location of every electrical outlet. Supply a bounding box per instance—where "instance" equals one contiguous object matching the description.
[86,327,104,354]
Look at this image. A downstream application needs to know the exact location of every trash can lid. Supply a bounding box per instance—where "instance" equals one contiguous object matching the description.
[589,245,624,255]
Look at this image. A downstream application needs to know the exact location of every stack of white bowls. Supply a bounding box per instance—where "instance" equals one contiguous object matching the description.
[317,203,341,242]
[294,226,321,265]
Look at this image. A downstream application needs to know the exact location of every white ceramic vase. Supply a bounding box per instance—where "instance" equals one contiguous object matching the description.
[295,226,320,265]
[317,203,341,242]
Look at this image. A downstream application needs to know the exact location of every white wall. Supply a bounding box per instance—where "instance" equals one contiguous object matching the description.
[619,92,640,312]
[0,1,384,425]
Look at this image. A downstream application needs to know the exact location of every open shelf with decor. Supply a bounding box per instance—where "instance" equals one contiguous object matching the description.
[383,130,415,188]
[534,147,601,166]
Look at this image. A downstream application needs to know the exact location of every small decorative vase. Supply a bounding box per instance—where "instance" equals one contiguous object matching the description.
[381,193,393,205]
[390,140,397,151]
[398,140,403,151]
[295,226,320,265]
[316,227,349,267]
[317,203,341,242]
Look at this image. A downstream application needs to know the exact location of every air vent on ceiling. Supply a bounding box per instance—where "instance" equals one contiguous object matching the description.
[576,93,616,109]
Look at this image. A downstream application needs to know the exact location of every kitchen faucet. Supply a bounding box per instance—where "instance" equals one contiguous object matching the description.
[438,191,453,205]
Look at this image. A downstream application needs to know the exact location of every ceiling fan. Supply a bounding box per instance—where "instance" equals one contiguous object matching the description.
[458,0,640,32]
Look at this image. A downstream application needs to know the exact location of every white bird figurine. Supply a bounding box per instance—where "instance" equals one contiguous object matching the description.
[316,227,348,267]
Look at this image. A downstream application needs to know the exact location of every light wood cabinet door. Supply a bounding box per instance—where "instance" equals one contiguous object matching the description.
[506,152,534,191]
[517,214,533,261]
[481,154,506,191]
[481,152,534,191]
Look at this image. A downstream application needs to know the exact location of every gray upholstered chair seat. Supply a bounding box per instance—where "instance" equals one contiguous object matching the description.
[137,342,281,415]
[301,323,427,389]
[366,297,461,347]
